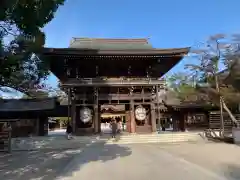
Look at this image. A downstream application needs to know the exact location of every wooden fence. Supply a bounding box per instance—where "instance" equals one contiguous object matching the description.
[0,131,11,153]
[209,111,240,133]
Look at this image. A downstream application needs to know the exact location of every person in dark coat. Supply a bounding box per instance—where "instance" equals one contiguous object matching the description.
[66,123,73,140]
[111,119,118,138]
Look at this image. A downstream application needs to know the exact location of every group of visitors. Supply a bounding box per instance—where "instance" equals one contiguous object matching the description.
[65,118,122,140]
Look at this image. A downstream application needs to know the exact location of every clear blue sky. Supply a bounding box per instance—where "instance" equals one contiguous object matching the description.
[3,0,240,98]
[2,0,240,97]
[43,0,240,88]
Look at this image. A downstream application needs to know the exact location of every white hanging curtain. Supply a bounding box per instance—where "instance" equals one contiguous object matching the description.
[135,106,147,121]
[80,107,93,123]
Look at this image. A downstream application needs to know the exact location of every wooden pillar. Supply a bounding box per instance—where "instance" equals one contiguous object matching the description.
[130,100,136,133]
[94,88,99,133]
[141,87,144,102]
[98,104,101,133]
[71,98,76,133]
[151,103,157,132]
[179,111,185,132]
[172,111,179,131]
[35,118,40,136]
[94,105,99,133]
[157,115,161,131]
[38,116,47,136]
[126,110,131,132]
[156,85,161,126]
[67,88,71,122]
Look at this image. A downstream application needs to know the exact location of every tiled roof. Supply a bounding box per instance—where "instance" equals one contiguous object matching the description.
[69,37,153,50]
[0,98,56,112]
[159,89,211,108]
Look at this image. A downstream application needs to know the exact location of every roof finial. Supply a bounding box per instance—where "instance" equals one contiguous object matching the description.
[146,36,151,43]
[69,38,77,46]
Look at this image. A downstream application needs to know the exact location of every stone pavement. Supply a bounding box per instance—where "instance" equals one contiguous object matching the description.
[159,142,240,179]
[1,141,240,180]
[11,132,205,151]
[0,149,81,180]
[56,142,240,180]
[11,135,105,151]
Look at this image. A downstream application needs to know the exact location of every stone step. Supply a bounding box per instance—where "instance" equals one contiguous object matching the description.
[105,133,204,144]
[11,132,205,150]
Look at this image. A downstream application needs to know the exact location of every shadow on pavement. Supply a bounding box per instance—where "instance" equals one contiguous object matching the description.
[0,140,132,180]
[223,164,240,180]
[0,149,79,180]
[56,141,132,179]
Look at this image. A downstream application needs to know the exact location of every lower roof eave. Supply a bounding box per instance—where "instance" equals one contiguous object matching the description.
[42,47,190,56]
[61,83,163,87]
[61,78,165,87]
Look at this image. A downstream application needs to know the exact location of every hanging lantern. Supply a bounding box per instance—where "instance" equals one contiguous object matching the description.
[80,107,92,123]
[135,105,147,121]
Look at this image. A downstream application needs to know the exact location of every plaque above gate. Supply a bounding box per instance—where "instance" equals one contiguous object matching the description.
[135,106,146,121]
[80,107,93,123]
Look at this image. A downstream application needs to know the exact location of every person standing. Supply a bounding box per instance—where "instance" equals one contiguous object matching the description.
[66,123,73,140]
[111,119,117,138]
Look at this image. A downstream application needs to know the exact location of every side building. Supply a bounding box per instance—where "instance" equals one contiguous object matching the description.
[0,98,56,137]
[42,38,189,135]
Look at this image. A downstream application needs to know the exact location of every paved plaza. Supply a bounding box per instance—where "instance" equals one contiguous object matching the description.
[1,142,240,180]
[0,149,80,180]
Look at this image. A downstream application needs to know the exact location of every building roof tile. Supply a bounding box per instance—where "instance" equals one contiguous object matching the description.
[69,37,153,50]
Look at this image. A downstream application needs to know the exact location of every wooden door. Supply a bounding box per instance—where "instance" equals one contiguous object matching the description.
[125,111,131,133]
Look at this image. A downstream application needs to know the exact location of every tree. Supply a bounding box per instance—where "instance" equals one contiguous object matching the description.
[185,34,240,134]
[0,0,65,95]
[166,72,203,102]
[222,35,240,91]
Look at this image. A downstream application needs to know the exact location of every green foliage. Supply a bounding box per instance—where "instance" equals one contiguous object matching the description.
[166,72,202,102]
[0,0,65,34]
[21,89,49,99]
[222,45,240,91]
[183,34,240,107]
[55,117,70,127]
[0,0,65,93]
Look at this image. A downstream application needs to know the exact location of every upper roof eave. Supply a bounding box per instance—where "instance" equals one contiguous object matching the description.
[42,47,190,56]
